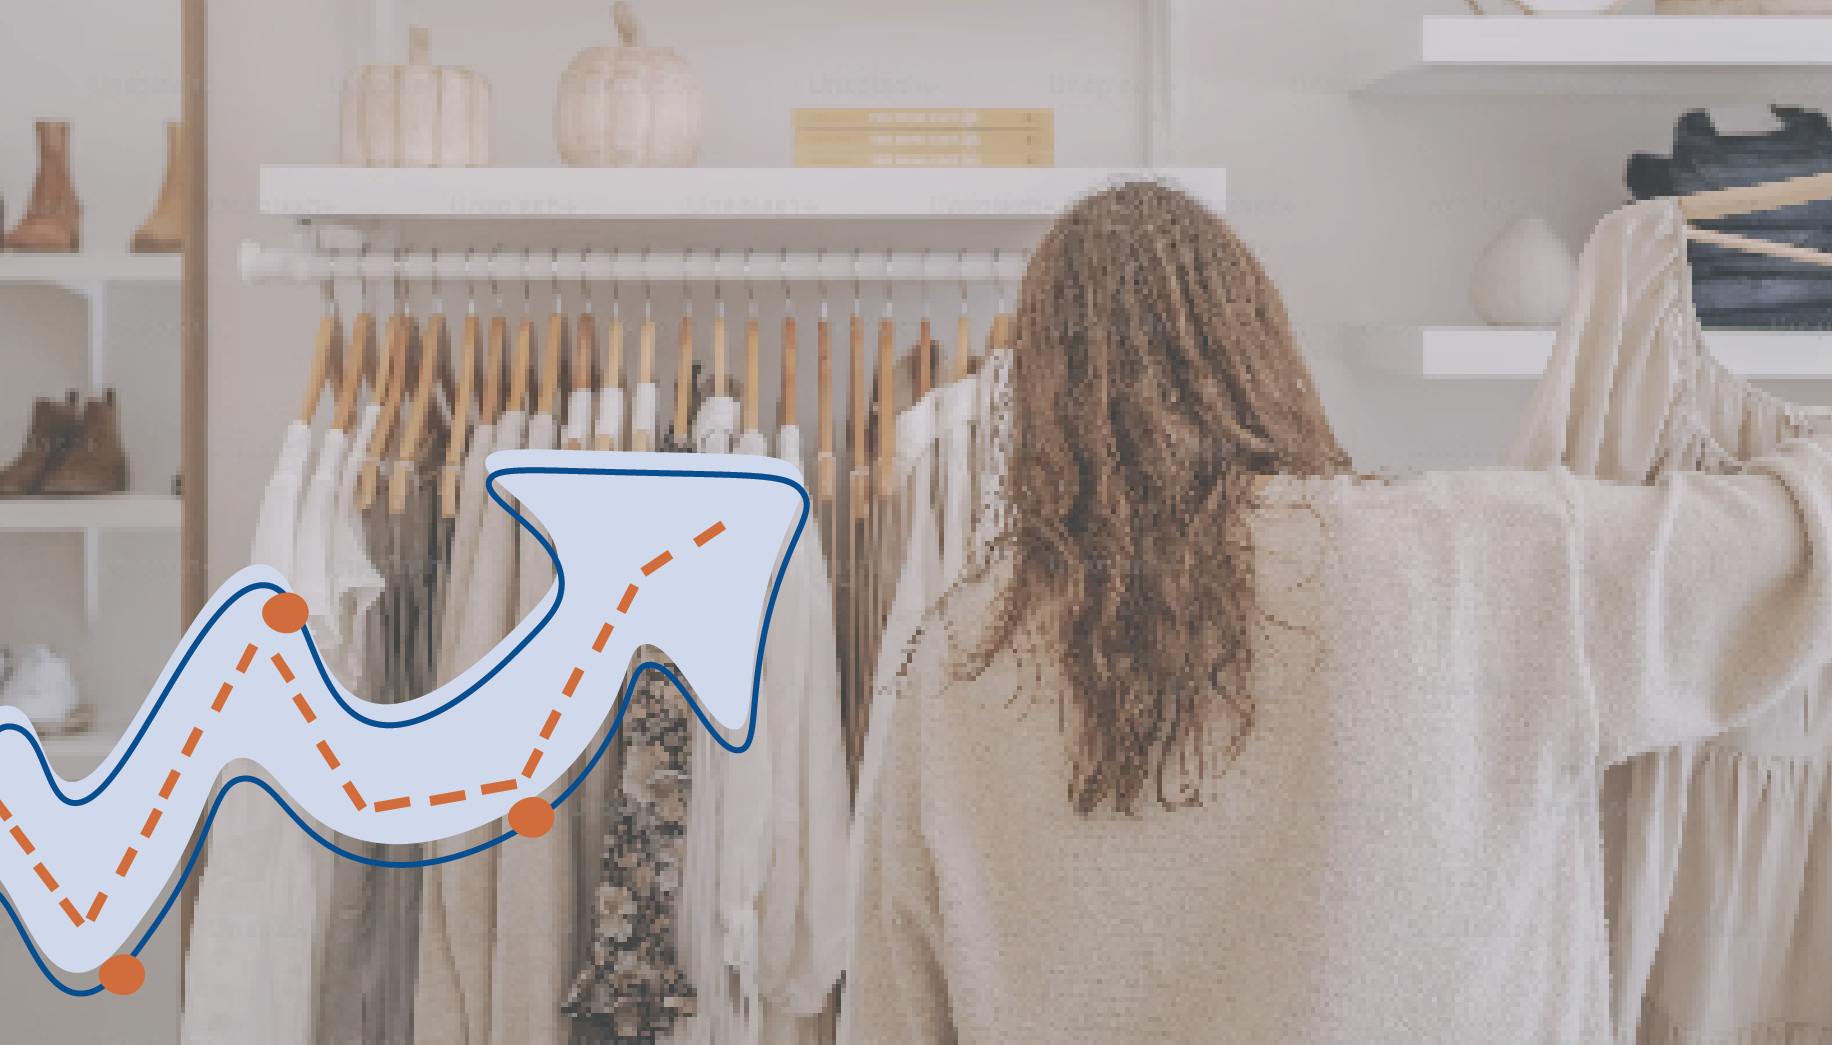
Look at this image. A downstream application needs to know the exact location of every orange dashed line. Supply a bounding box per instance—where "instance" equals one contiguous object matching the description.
[540,710,562,740]
[694,521,726,546]
[212,681,234,712]
[140,809,162,839]
[429,790,467,807]
[159,770,180,800]
[12,826,34,855]
[374,796,412,812]
[33,863,57,891]
[85,893,107,921]
[271,653,295,683]
[642,550,673,575]
[292,694,317,724]
[592,622,613,652]
[0,798,11,821]
[562,668,584,698]
[59,898,81,927]
[480,779,517,795]
[342,781,366,810]
[316,740,340,770]
[617,584,639,614]
[235,644,258,673]
[115,848,137,877]
[521,749,543,778]
[181,727,203,757]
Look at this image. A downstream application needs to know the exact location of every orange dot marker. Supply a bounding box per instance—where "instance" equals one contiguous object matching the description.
[262,593,309,634]
[507,797,554,838]
[99,954,144,996]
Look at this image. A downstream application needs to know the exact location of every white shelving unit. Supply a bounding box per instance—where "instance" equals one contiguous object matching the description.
[1356,326,1832,380]
[0,495,182,624]
[0,251,182,388]
[258,166,1227,220]
[1360,16,1832,95]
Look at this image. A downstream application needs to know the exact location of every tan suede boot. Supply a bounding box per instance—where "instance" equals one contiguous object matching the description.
[40,389,127,495]
[131,122,185,254]
[0,392,78,495]
[6,122,81,253]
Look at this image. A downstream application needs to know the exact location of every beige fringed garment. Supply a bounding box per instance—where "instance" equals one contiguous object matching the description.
[1509,197,1832,1043]
[845,449,1832,1042]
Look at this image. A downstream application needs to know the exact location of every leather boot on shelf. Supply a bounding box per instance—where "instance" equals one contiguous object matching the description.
[0,392,78,495]
[6,122,81,253]
[40,389,127,495]
[130,122,184,254]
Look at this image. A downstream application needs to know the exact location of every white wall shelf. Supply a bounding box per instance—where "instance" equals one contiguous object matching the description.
[1356,326,1832,380]
[0,251,181,289]
[0,495,182,624]
[1361,16,1832,95]
[0,251,181,389]
[258,166,1227,220]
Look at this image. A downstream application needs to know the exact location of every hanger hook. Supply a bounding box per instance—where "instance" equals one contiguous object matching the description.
[395,248,410,314]
[712,246,724,315]
[921,247,933,318]
[780,247,792,312]
[958,249,970,315]
[744,248,756,317]
[578,247,594,315]
[522,248,532,312]
[993,247,1006,311]
[487,244,502,307]
[882,249,894,318]
[851,248,862,315]
[429,246,443,312]
[641,246,653,319]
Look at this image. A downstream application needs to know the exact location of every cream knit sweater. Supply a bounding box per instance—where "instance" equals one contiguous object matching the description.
[844,454,1832,1042]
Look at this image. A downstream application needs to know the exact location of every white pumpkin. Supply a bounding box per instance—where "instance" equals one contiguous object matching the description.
[340,26,493,168]
[1471,217,1578,327]
[554,2,704,167]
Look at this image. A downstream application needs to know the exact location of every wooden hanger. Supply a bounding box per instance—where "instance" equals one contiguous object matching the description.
[1679,172,1832,269]
[540,282,567,419]
[876,296,896,502]
[675,271,696,442]
[952,254,974,383]
[633,283,657,453]
[595,290,624,451]
[299,273,345,425]
[441,271,481,519]
[331,287,376,433]
[507,264,536,416]
[817,270,834,505]
[850,282,869,523]
[358,264,415,509]
[779,286,796,434]
[390,304,447,515]
[482,309,507,428]
[744,306,762,436]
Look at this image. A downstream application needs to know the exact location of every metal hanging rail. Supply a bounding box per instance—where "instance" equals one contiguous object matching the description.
[239,242,1029,285]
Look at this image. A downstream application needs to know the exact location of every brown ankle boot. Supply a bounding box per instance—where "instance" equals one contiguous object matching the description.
[7,122,81,253]
[0,392,78,495]
[40,389,127,495]
[131,122,185,254]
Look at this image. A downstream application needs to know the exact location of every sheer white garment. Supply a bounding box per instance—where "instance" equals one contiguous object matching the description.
[1508,196,1832,1043]
[758,424,851,1023]
[490,408,574,1045]
[183,421,325,1045]
[414,408,524,1045]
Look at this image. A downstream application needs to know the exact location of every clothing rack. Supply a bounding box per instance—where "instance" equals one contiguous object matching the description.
[239,242,1029,286]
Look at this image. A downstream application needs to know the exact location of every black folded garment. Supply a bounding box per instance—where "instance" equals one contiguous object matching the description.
[1693,305,1832,331]
[1630,106,1832,230]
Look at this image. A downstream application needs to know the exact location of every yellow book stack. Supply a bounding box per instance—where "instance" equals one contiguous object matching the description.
[792,109,1054,168]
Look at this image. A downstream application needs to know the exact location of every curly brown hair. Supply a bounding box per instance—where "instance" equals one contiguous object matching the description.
[980,181,1349,814]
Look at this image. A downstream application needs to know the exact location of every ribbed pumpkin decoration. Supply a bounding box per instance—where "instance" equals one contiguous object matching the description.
[554,2,704,167]
[340,26,492,167]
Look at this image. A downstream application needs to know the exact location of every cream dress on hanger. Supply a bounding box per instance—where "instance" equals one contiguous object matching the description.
[489,406,575,1045]
[414,407,523,1045]
[183,421,329,1045]
[1509,196,1832,1043]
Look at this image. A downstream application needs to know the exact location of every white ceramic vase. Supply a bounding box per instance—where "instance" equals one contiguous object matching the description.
[1471,217,1578,327]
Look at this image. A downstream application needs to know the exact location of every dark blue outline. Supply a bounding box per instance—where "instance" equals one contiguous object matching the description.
[0,461,808,996]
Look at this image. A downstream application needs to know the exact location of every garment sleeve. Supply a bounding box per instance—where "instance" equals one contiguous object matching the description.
[1574,439,1832,764]
[839,689,955,1044]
